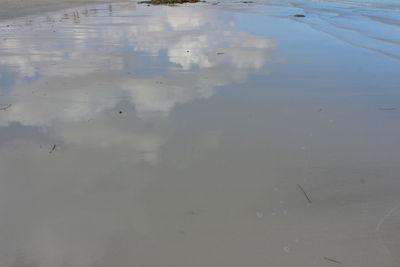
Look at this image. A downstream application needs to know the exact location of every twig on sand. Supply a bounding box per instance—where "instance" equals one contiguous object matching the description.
[323,257,341,264]
[297,184,312,204]
[0,104,12,111]
[49,144,56,154]
[378,107,397,111]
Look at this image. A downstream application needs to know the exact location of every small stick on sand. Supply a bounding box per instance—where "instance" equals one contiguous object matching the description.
[49,144,56,154]
[323,257,341,264]
[378,107,396,111]
[0,104,12,111]
[297,184,312,204]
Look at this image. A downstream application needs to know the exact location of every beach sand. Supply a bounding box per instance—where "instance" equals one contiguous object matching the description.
[0,1,400,266]
[0,0,129,20]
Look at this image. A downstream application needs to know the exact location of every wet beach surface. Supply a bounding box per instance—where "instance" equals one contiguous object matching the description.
[1,1,400,266]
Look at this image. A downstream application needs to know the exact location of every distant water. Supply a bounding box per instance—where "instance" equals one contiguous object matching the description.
[218,0,400,59]
[317,0,400,9]
[290,0,400,59]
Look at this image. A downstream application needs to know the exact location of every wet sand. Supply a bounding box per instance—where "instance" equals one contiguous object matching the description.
[0,0,129,20]
[1,1,400,267]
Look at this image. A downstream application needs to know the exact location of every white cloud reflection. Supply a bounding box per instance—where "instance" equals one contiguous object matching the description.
[0,3,277,267]
[0,4,275,121]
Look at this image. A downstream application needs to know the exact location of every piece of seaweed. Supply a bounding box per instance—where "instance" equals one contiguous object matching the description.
[139,0,199,5]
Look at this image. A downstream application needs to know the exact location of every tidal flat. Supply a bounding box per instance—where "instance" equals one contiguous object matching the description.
[1,1,400,266]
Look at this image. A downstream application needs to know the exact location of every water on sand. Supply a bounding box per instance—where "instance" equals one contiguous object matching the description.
[1,2,400,266]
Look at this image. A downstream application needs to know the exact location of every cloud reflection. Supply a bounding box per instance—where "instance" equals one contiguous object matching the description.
[0,3,276,267]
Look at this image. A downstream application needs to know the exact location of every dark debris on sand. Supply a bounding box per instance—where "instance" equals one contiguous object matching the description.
[378,107,397,111]
[139,0,200,5]
[49,144,57,154]
[0,104,12,111]
[323,257,342,264]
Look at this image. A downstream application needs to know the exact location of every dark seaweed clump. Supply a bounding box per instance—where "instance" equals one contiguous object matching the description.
[139,0,199,5]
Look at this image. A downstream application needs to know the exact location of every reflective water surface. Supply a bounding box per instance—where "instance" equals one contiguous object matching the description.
[1,2,400,267]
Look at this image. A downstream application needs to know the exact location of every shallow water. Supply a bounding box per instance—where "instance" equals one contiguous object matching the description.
[0,2,400,267]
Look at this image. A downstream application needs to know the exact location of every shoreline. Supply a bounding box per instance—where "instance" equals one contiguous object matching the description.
[0,0,130,20]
